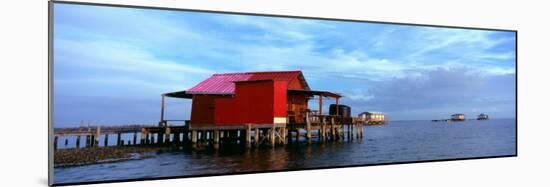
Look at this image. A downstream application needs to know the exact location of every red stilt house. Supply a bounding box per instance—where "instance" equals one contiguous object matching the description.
[161,70,341,129]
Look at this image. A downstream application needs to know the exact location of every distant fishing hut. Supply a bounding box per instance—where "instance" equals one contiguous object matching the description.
[477,113,489,120]
[451,113,465,121]
[160,70,364,148]
[358,112,386,125]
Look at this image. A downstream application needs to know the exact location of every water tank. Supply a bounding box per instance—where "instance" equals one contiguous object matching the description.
[329,104,351,117]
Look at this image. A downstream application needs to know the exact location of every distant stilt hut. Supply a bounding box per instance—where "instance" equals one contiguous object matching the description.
[477,113,489,120]
[451,113,465,121]
[358,112,386,125]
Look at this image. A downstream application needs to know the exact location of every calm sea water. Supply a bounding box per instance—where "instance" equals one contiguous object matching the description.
[54,119,516,184]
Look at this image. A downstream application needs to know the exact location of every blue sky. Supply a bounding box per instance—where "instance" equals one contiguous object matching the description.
[53,3,516,127]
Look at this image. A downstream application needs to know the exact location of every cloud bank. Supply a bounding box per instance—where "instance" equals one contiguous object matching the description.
[53,4,516,126]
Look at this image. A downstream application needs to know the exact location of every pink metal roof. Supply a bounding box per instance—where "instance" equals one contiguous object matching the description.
[186,70,310,95]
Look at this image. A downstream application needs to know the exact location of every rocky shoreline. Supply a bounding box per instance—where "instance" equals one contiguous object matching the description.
[54,146,171,167]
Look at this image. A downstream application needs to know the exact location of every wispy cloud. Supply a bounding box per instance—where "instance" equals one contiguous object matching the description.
[53,3,516,125]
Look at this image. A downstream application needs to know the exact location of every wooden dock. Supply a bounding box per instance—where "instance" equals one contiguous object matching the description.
[53,115,364,151]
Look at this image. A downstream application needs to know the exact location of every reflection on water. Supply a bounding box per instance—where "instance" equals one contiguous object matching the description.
[54,119,516,184]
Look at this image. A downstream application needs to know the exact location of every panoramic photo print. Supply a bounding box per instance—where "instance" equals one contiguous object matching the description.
[51,2,517,185]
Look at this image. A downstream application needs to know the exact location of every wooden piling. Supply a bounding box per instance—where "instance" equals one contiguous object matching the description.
[165,127,171,144]
[191,130,197,146]
[54,136,58,150]
[213,130,220,149]
[201,130,207,142]
[104,134,109,147]
[116,133,122,146]
[214,130,220,144]
[158,131,164,144]
[141,129,146,145]
[306,114,312,139]
[84,135,89,147]
[331,118,336,140]
[133,131,137,145]
[270,126,276,147]
[246,124,252,148]
[90,134,95,147]
[254,127,260,146]
[76,135,81,149]
[321,124,326,142]
[282,126,287,144]
[174,131,180,143]
[95,126,101,147]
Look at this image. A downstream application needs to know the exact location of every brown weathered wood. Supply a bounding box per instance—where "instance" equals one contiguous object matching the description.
[116,133,121,146]
[54,136,58,150]
[104,133,109,147]
[254,127,259,146]
[160,95,165,123]
[306,112,311,139]
[76,135,81,148]
[95,126,101,147]
[191,130,197,144]
[214,130,220,144]
[319,94,323,115]
[165,127,171,144]
[271,127,276,147]
[246,124,252,148]
[133,131,137,145]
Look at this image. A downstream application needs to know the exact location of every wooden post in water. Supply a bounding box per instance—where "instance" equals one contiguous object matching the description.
[76,136,81,149]
[214,130,220,144]
[133,131,137,145]
[95,126,100,147]
[160,94,165,125]
[331,118,336,141]
[282,126,287,144]
[84,135,89,147]
[306,112,311,139]
[201,130,207,142]
[141,129,147,145]
[240,129,247,143]
[90,135,95,147]
[116,133,122,146]
[219,130,224,143]
[213,130,220,149]
[270,126,276,147]
[104,134,109,147]
[174,131,180,143]
[321,124,326,142]
[191,130,197,146]
[158,131,164,145]
[54,136,58,150]
[182,131,189,143]
[246,124,252,148]
[165,127,171,144]
[254,127,259,146]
